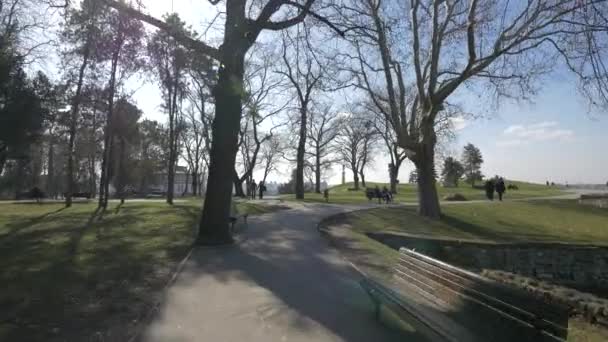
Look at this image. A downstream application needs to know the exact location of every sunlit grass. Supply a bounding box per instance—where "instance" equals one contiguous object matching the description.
[282,180,565,204]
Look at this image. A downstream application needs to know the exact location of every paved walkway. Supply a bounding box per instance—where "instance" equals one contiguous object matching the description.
[141,202,410,342]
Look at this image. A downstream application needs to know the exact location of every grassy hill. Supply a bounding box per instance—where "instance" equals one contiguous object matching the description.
[282,180,566,204]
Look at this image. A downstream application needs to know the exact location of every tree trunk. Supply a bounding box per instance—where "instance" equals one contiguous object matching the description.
[233,169,245,197]
[103,136,114,206]
[360,171,366,188]
[390,159,403,194]
[196,30,247,245]
[166,80,178,205]
[166,144,175,204]
[0,147,6,176]
[191,170,197,196]
[66,33,92,208]
[295,108,307,199]
[183,171,189,196]
[89,155,96,197]
[414,143,441,219]
[46,143,54,197]
[352,170,359,190]
[99,44,121,209]
[118,137,126,204]
[314,149,321,193]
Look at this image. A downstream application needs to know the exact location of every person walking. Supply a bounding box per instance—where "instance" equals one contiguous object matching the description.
[251,180,257,200]
[496,177,506,201]
[485,179,495,201]
[258,181,265,199]
[374,186,382,204]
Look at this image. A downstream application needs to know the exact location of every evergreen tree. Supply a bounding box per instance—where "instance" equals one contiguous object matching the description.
[462,143,484,187]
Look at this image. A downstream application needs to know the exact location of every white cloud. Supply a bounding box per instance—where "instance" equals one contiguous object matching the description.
[450,116,469,131]
[498,121,574,147]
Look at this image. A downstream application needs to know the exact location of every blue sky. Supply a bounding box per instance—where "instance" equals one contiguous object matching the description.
[454,80,607,185]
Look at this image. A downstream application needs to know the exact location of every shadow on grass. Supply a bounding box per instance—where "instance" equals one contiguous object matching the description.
[0,206,69,240]
[0,202,196,341]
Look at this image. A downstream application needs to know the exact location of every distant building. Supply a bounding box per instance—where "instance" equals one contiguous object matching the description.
[149,166,189,195]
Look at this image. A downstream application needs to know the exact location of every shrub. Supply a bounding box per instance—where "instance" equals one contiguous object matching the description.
[443,193,468,201]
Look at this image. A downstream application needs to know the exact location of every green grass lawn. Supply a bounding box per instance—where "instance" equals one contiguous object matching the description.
[282,180,565,204]
[0,199,283,341]
[338,200,608,245]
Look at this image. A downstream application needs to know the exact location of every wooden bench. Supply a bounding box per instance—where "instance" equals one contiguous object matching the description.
[361,247,569,342]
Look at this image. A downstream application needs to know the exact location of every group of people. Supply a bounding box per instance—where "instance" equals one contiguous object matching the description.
[248,180,266,200]
[485,177,506,201]
[366,186,393,204]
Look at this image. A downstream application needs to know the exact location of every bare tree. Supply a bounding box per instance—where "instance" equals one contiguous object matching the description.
[306,105,341,193]
[336,113,375,190]
[278,25,324,199]
[102,0,343,244]
[180,106,206,196]
[259,134,283,184]
[337,0,608,218]
[234,52,286,197]
[61,0,101,207]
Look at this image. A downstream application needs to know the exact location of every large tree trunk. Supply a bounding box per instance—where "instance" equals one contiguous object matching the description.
[413,142,441,219]
[360,171,366,188]
[233,169,245,197]
[196,35,246,245]
[295,108,307,199]
[352,170,359,190]
[390,159,403,194]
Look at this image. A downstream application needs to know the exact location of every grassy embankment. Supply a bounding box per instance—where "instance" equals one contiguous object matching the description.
[283,180,565,204]
[321,200,608,342]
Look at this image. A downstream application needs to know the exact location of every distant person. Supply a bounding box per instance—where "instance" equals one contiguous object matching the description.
[495,178,506,201]
[382,186,392,204]
[258,181,265,199]
[323,189,329,203]
[31,187,43,203]
[374,186,382,204]
[485,179,495,201]
[251,180,257,200]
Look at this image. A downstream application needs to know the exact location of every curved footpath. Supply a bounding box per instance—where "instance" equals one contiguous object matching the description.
[140,201,410,342]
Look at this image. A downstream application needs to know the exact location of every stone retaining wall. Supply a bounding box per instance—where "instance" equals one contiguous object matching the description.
[367,232,608,293]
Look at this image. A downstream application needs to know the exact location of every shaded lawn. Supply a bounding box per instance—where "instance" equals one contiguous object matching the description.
[0,199,283,341]
[0,201,198,341]
[282,181,565,204]
[338,200,608,245]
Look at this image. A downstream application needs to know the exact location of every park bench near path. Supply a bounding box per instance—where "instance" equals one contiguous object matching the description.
[361,247,570,342]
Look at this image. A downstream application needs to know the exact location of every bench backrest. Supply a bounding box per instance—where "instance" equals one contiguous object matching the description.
[396,248,569,342]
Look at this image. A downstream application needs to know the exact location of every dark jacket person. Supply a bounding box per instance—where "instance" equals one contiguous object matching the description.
[485,180,495,201]
[496,178,506,201]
